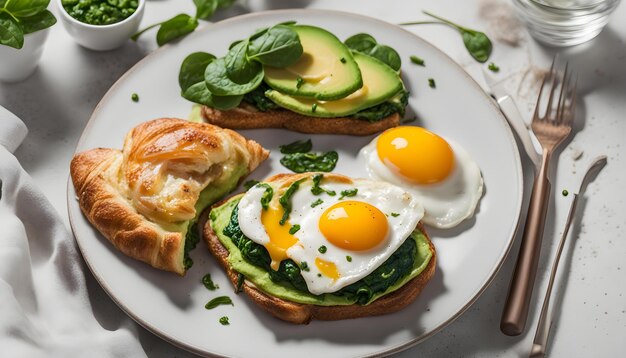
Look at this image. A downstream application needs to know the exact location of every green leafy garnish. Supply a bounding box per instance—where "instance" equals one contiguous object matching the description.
[289,224,301,235]
[296,76,304,88]
[339,188,358,200]
[202,273,219,291]
[280,139,313,154]
[346,256,353,262]
[0,0,56,49]
[310,174,336,196]
[255,183,273,210]
[488,62,500,72]
[219,316,230,325]
[311,199,324,208]
[400,11,492,63]
[300,261,310,272]
[391,212,400,217]
[344,33,401,71]
[318,245,327,254]
[247,24,303,67]
[352,90,409,123]
[236,273,245,292]
[428,78,436,88]
[183,221,201,269]
[280,151,339,173]
[410,55,425,66]
[132,0,235,46]
[205,296,233,309]
[562,189,569,197]
[131,93,139,102]
[311,103,318,113]
[279,178,306,225]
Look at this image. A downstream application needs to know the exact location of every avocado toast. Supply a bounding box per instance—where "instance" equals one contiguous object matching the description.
[203,173,436,324]
[179,23,409,136]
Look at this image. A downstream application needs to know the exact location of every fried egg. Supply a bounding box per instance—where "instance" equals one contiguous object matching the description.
[236,174,424,295]
[359,126,483,229]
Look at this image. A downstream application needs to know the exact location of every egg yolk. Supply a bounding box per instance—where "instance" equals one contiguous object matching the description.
[261,207,299,270]
[376,126,455,184]
[315,258,339,280]
[319,201,388,251]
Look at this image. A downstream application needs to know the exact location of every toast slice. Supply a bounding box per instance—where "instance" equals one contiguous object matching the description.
[203,183,436,324]
[201,103,401,136]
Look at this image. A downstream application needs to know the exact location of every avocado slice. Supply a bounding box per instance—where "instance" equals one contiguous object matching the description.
[265,52,403,118]
[263,25,362,101]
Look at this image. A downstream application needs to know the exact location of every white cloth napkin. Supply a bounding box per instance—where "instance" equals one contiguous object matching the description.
[0,106,145,358]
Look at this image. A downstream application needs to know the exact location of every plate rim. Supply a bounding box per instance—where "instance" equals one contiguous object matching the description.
[67,8,524,358]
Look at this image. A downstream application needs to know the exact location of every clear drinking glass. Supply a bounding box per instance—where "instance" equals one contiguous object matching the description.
[513,0,622,46]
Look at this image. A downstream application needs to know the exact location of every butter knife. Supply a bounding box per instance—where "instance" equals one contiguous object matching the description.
[529,155,607,357]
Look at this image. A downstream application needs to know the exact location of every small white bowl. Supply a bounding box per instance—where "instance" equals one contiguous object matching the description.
[0,29,51,82]
[57,0,145,51]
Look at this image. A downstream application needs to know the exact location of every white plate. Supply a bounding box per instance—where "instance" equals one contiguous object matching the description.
[68,9,522,358]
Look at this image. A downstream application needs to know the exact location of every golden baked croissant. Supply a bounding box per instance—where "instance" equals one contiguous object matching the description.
[70,118,269,275]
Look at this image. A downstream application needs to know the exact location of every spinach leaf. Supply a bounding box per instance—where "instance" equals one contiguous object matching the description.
[202,273,219,290]
[280,151,338,174]
[204,57,264,96]
[156,14,199,47]
[0,13,24,49]
[193,0,218,20]
[256,183,273,210]
[205,296,233,309]
[182,82,243,110]
[179,52,216,92]
[344,33,401,71]
[5,0,48,18]
[352,90,408,122]
[278,178,305,225]
[19,10,56,34]
[279,139,312,154]
[224,40,263,84]
[183,220,201,269]
[248,24,303,67]
[310,173,336,196]
[242,83,279,111]
[400,11,492,63]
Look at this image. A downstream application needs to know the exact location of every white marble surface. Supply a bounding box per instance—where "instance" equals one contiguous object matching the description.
[1,0,624,356]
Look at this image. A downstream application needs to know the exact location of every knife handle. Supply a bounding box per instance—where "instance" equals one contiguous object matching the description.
[501,154,551,336]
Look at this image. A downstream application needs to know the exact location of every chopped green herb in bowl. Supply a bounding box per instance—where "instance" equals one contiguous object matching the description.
[61,0,138,26]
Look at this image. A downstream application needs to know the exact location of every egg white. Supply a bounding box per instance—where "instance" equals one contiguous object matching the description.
[359,136,484,229]
[237,178,424,295]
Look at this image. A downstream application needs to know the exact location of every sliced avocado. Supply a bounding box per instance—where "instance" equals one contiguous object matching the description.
[266,52,403,118]
[263,25,362,101]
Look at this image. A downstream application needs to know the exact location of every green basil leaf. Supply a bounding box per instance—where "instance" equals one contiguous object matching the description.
[224,40,263,84]
[204,57,264,96]
[204,296,233,309]
[279,139,312,154]
[248,25,303,67]
[19,10,56,34]
[280,151,338,174]
[182,82,243,110]
[194,0,218,20]
[5,0,49,18]
[156,14,198,47]
[0,13,24,49]
[179,52,216,92]
[345,33,401,71]
[461,30,492,63]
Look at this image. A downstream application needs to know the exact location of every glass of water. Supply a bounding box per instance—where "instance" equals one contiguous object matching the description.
[513,0,622,46]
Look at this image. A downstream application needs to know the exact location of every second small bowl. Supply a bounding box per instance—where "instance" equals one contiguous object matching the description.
[57,0,145,51]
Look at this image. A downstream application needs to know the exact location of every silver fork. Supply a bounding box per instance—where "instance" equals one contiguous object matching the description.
[501,59,577,336]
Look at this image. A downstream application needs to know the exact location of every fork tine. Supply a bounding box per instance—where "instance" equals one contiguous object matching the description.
[544,63,559,122]
[565,75,578,126]
[556,62,569,125]
[533,60,555,122]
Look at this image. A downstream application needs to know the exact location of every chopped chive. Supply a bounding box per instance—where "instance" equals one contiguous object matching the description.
[311,103,318,113]
[346,256,352,262]
[131,93,139,102]
[311,198,324,208]
[219,316,230,325]
[318,245,327,254]
[296,76,304,88]
[410,55,425,66]
[339,188,358,200]
[428,78,436,88]
[488,62,500,72]
[289,224,301,235]
[390,212,400,217]
[205,296,233,310]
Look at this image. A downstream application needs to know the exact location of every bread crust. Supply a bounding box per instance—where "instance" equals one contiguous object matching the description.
[70,118,269,275]
[201,103,401,136]
[203,193,436,324]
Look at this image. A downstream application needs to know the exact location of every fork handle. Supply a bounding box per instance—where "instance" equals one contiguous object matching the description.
[501,153,551,336]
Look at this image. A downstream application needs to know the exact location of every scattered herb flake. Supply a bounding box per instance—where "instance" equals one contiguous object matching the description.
[410,55,425,66]
[391,212,400,217]
[311,198,324,208]
[219,316,230,325]
[131,93,139,102]
[296,76,304,89]
[340,57,346,63]
[300,261,310,272]
[257,183,274,210]
[562,189,569,197]
[318,245,327,254]
[205,296,233,310]
[428,78,436,88]
[236,273,245,293]
[289,224,301,235]
[202,273,219,291]
[317,273,322,277]
[346,256,353,262]
[339,188,358,200]
[488,62,500,72]
[311,173,336,196]
[311,103,318,113]
[279,178,306,225]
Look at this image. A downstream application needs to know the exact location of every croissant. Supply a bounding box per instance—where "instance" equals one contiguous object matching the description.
[70,118,269,275]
